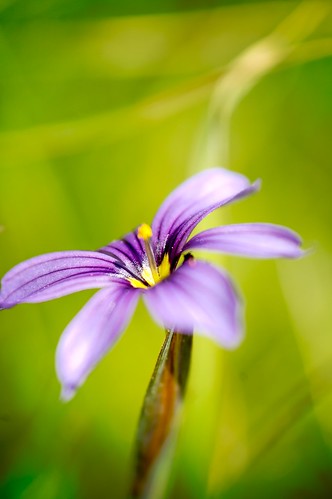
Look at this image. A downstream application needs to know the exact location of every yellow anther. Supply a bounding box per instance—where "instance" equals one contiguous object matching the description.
[141,267,155,287]
[128,223,171,290]
[158,254,170,281]
[137,223,159,283]
[128,277,148,289]
[127,253,171,289]
[137,223,153,241]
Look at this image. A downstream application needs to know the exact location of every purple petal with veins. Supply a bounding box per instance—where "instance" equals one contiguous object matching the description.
[144,259,243,349]
[56,284,140,401]
[100,229,145,276]
[0,251,121,307]
[152,168,260,265]
[184,223,305,259]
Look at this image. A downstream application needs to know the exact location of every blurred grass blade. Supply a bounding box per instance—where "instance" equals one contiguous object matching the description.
[131,330,192,498]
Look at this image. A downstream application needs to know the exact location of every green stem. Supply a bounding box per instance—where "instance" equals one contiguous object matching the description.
[130,330,193,498]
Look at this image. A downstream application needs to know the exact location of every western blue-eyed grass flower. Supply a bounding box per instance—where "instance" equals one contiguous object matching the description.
[0,167,304,497]
[0,168,304,401]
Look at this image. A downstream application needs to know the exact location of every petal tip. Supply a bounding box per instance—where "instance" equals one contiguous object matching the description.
[60,385,76,403]
[225,332,244,350]
[290,247,311,259]
[0,299,12,310]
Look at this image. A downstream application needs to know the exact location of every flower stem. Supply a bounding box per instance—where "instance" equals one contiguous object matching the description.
[130,330,193,498]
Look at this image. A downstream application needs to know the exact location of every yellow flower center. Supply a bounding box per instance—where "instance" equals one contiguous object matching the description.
[128,224,170,289]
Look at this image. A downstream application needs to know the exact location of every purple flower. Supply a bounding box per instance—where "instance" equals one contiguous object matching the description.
[0,168,304,400]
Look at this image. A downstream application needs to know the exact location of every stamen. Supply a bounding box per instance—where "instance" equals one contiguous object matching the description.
[137,224,159,283]
[137,223,153,240]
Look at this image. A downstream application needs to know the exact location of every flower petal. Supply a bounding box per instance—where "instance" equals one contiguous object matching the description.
[56,284,140,401]
[184,223,304,259]
[151,168,259,265]
[99,229,145,278]
[143,259,243,349]
[0,251,122,308]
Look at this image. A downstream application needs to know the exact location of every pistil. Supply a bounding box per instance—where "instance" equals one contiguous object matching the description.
[137,224,160,284]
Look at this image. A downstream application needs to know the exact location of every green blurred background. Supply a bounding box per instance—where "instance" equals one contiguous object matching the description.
[1,0,332,497]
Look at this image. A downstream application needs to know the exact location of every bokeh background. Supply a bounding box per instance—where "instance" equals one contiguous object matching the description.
[1,0,332,497]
